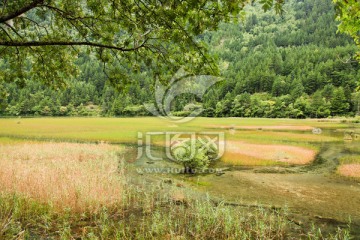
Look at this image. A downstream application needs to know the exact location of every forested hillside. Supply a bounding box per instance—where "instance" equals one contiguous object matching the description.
[2,0,360,118]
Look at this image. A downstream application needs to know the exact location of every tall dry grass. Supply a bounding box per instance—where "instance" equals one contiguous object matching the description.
[0,142,124,212]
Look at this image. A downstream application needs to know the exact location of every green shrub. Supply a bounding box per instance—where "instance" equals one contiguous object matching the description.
[171,139,218,173]
[171,111,191,117]
[122,105,148,116]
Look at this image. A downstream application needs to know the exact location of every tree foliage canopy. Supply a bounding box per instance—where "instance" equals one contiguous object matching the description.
[334,0,360,60]
[0,0,284,89]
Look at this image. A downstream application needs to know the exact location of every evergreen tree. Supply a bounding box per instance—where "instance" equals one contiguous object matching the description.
[331,87,350,115]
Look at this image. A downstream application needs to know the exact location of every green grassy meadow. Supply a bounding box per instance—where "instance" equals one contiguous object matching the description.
[0,117,348,166]
[0,117,345,143]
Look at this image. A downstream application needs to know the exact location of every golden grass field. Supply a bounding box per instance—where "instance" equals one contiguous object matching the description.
[0,141,124,212]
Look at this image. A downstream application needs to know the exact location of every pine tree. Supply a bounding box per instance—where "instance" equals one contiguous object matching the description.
[331,87,350,116]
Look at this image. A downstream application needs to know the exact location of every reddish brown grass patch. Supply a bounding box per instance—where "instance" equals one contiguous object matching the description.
[338,164,360,178]
[0,142,124,212]
[221,141,316,165]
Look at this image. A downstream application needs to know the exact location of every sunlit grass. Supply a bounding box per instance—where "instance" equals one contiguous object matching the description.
[0,137,35,145]
[338,155,360,165]
[0,117,348,144]
[225,130,338,144]
[221,152,280,166]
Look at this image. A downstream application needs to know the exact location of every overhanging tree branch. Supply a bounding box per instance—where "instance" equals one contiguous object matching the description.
[0,40,149,52]
[0,0,44,23]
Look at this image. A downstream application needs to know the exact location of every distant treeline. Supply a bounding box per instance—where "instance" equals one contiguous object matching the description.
[1,0,359,118]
